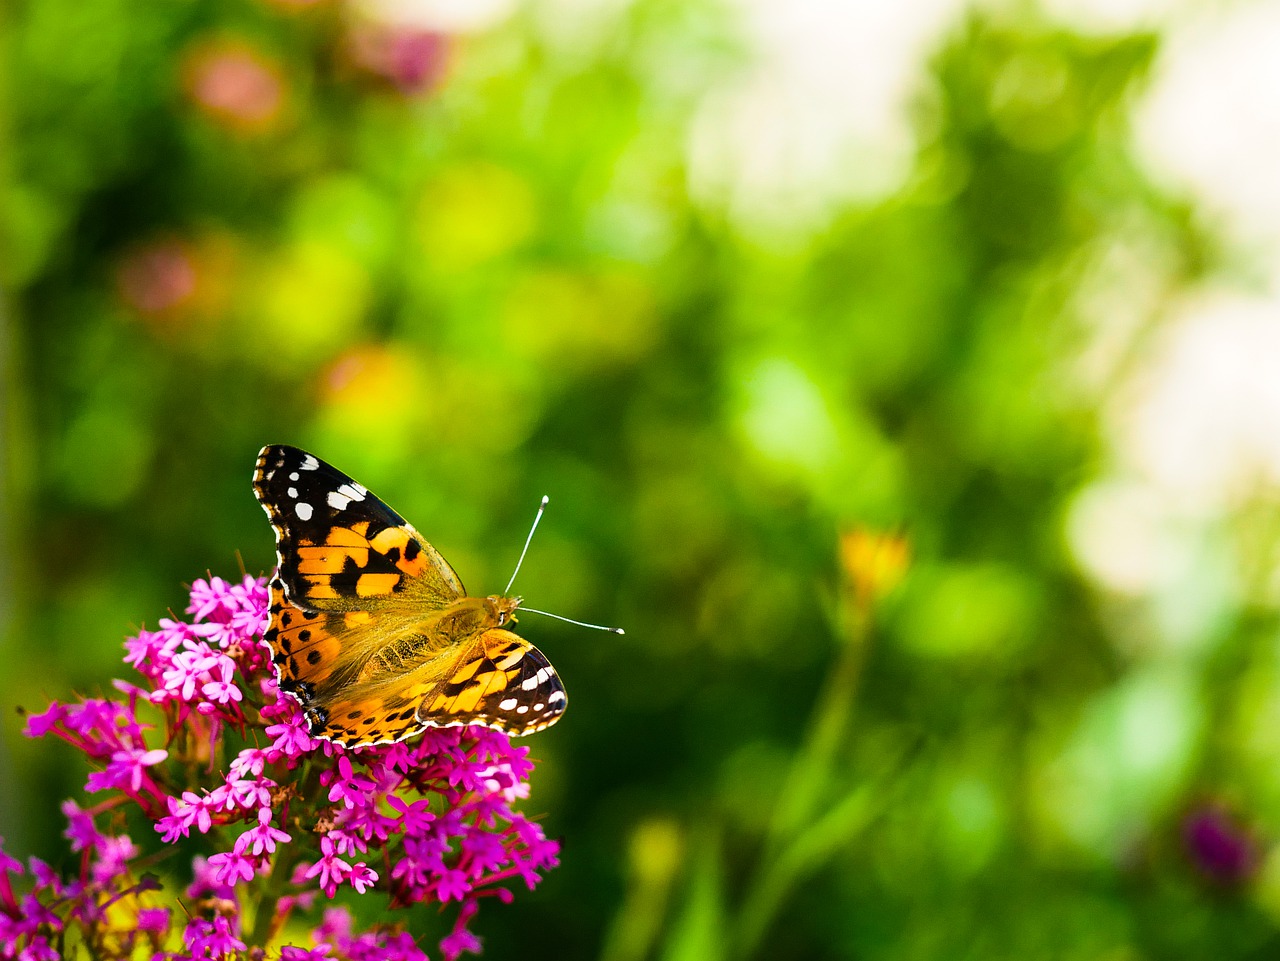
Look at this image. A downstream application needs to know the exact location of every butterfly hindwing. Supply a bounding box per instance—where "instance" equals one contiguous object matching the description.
[303,628,567,746]
[264,576,357,693]
[254,445,465,612]
[417,629,566,736]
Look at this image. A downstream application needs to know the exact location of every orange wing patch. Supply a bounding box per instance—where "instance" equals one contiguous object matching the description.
[263,578,343,689]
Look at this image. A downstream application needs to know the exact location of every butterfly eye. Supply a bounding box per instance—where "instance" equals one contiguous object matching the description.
[497,611,508,625]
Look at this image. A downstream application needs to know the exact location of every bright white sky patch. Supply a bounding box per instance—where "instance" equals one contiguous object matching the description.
[357,0,517,31]
[1069,3,1280,611]
[688,0,967,237]
[1120,292,1280,510]
[1137,3,1280,249]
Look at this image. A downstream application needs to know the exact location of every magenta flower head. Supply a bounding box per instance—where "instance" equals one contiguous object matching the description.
[5,574,560,960]
[1182,803,1258,885]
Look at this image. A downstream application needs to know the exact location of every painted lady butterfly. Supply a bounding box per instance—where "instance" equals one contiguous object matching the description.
[253,445,567,746]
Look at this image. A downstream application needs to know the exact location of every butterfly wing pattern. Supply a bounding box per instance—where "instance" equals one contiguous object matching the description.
[253,445,567,746]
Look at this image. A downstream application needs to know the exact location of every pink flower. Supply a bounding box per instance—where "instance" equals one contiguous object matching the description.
[158,791,214,841]
[188,576,235,621]
[136,907,171,933]
[90,835,139,886]
[440,902,483,961]
[234,809,291,857]
[202,658,244,705]
[348,862,378,895]
[324,755,376,809]
[87,747,168,794]
[0,839,23,878]
[60,800,103,853]
[388,794,435,836]
[302,836,353,898]
[434,867,470,902]
[208,849,257,886]
[22,702,68,739]
[7,573,560,959]
[266,713,317,759]
[184,915,248,958]
[348,24,450,95]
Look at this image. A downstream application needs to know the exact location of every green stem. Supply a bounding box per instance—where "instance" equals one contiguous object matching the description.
[730,595,877,961]
[247,841,303,948]
[732,741,920,961]
[762,600,870,865]
[246,764,313,947]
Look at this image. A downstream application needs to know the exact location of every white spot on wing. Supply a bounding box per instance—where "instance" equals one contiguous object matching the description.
[328,491,351,510]
[522,676,538,691]
[301,455,319,470]
[516,705,528,714]
[287,487,298,498]
[548,690,566,703]
[289,472,299,481]
[296,502,314,520]
[499,698,518,710]
[336,483,365,501]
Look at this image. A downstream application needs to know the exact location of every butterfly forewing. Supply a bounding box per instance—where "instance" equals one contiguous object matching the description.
[254,445,465,612]
[253,444,568,747]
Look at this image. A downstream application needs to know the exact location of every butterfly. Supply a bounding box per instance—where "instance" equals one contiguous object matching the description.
[252,444,567,747]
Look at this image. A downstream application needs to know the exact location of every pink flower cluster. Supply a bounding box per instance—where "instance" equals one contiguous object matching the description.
[2,575,560,961]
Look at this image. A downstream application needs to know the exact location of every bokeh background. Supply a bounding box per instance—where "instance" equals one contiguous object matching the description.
[7,0,1280,957]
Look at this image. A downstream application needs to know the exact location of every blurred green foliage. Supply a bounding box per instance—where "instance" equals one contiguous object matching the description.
[3,0,1276,958]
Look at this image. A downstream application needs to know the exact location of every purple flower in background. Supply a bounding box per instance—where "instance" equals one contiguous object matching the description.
[1183,804,1258,884]
[3,574,560,960]
[348,24,450,95]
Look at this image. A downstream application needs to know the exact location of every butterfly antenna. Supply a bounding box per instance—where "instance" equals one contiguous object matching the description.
[521,607,625,634]
[505,495,550,596]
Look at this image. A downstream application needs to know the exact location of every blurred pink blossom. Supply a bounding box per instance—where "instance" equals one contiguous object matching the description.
[184,40,287,131]
[349,24,450,95]
[117,240,198,315]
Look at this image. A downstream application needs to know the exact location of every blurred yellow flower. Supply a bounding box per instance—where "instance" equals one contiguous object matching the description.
[839,528,910,604]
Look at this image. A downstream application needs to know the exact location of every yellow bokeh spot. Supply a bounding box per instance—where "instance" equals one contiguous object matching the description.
[316,344,539,456]
[316,344,426,447]
[251,240,371,365]
[628,818,683,887]
[501,267,657,368]
[414,163,537,271]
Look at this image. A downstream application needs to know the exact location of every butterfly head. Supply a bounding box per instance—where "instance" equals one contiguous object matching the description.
[486,594,522,627]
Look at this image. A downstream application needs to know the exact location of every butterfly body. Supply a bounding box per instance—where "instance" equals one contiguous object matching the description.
[252,445,566,747]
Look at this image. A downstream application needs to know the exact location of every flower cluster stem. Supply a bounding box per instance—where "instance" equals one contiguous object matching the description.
[730,561,919,961]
